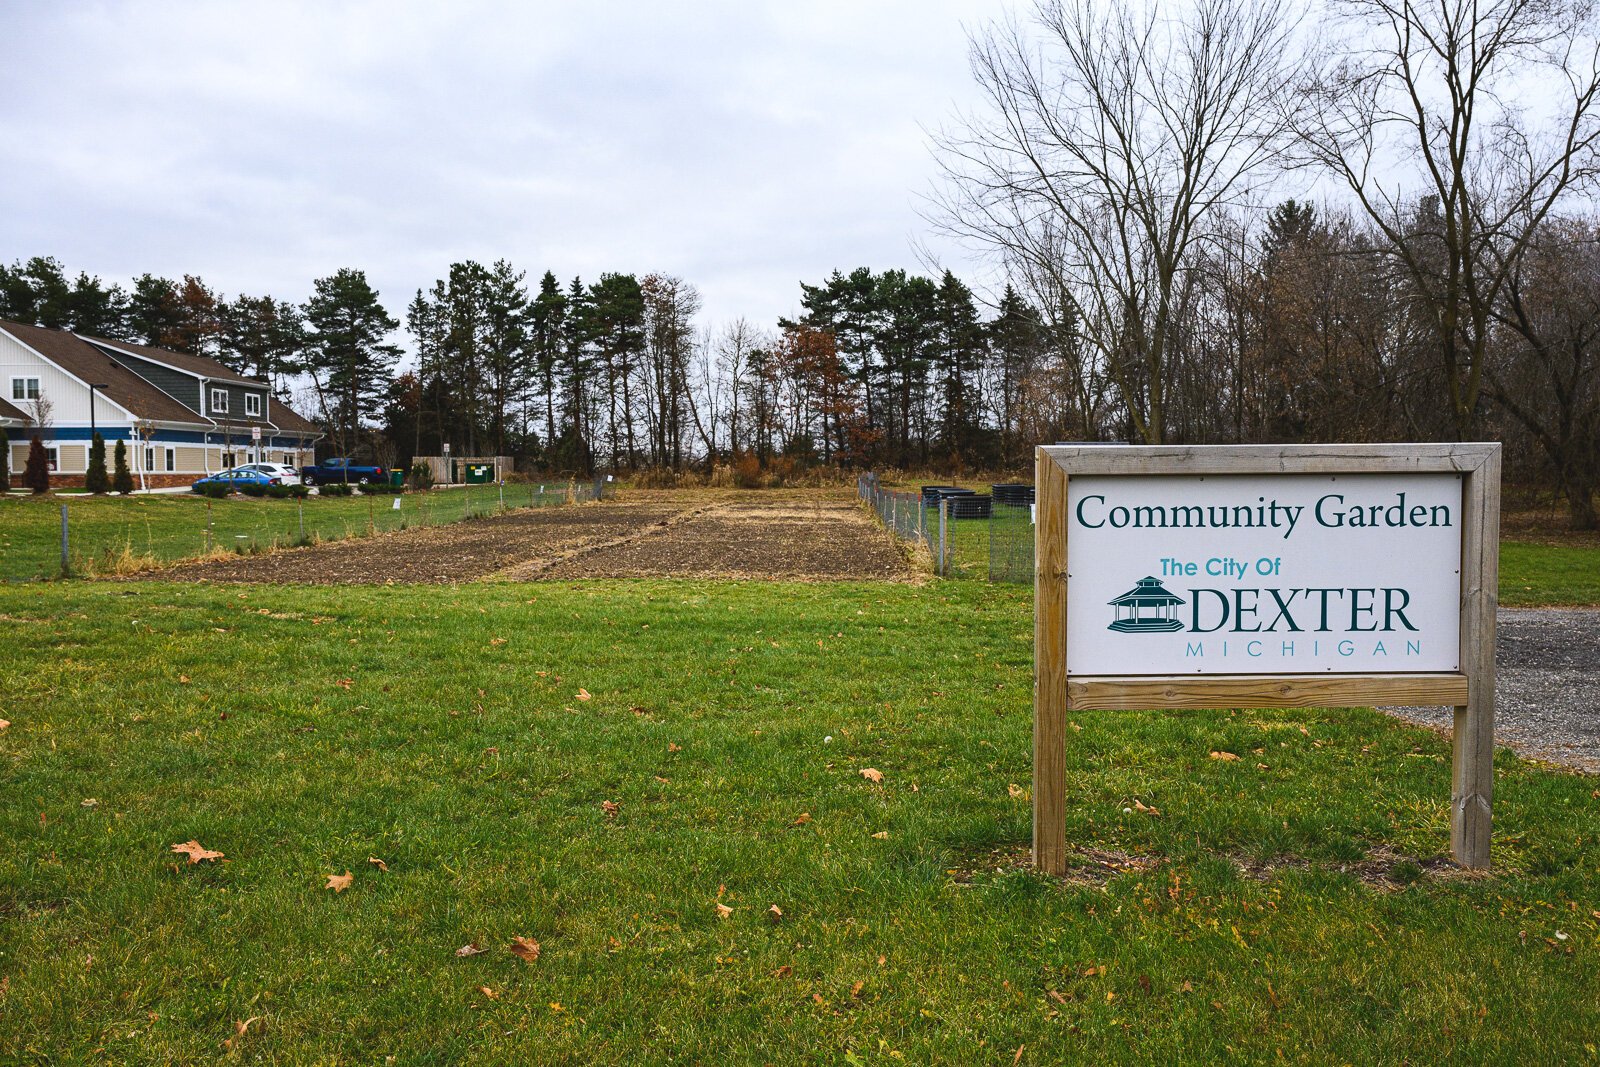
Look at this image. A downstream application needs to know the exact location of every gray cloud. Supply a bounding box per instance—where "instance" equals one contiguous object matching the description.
[0,0,994,338]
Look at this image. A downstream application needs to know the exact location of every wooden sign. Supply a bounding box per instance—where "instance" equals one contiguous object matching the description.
[1034,444,1501,871]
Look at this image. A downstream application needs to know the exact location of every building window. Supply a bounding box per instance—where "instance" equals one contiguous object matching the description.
[166,448,176,472]
[282,452,293,465]
[245,393,262,417]
[210,388,229,414]
[144,446,154,471]
[222,451,237,469]
[10,377,40,401]
[45,446,58,471]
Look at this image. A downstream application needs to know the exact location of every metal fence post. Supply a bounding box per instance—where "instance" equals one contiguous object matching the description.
[939,497,949,576]
[60,504,69,576]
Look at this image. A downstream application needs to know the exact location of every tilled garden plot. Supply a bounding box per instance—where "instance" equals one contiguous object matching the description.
[131,490,912,584]
[539,496,909,580]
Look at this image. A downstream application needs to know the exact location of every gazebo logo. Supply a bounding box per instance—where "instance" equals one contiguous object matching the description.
[1107,576,1185,633]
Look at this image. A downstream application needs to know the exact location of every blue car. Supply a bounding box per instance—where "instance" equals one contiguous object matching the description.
[191,468,281,492]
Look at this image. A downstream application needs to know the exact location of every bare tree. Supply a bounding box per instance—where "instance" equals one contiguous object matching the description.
[1290,0,1600,439]
[931,0,1299,443]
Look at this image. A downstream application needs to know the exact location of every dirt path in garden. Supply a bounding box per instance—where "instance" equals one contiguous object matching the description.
[131,489,913,584]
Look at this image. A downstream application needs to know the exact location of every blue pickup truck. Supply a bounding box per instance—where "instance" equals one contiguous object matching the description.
[299,457,388,486]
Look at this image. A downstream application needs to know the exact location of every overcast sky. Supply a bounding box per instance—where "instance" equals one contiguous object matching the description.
[1,1,999,342]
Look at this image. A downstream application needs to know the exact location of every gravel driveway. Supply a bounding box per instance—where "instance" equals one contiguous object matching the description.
[1383,608,1600,773]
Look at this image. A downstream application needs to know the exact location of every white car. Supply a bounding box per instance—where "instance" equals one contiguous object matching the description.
[240,462,303,485]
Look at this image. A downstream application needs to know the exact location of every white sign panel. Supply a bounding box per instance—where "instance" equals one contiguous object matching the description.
[1066,473,1461,674]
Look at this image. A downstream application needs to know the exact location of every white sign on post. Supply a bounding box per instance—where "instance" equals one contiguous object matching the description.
[251,426,261,442]
[1066,473,1462,675]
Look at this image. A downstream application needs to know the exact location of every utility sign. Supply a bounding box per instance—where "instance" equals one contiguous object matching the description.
[1066,473,1462,674]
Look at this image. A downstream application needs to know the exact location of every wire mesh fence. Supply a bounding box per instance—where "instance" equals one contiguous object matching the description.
[858,472,1035,582]
[3,478,609,582]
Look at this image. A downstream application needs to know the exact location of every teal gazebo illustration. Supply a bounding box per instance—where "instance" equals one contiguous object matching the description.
[1107,576,1185,632]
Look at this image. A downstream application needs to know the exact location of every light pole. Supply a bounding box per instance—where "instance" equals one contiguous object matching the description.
[89,383,108,435]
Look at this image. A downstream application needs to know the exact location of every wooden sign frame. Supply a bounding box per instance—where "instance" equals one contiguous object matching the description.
[1033,443,1501,872]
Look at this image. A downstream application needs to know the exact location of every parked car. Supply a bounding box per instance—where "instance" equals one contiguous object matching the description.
[240,462,302,485]
[192,468,281,492]
[300,457,387,486]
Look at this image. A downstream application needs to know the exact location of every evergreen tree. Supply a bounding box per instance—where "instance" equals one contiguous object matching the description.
[112,439,134,493]
[24,435,50,493]
[529,272,568,459]
[128,275,186,347]
[221,295,305,389]
[302,269,400,456]
[0,426,8,490]
[84,432,108,493]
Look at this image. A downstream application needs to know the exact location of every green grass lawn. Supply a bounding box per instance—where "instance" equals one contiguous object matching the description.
[1,579,1597,1063]
[1500,541,1600,606]
[0,484,571,581]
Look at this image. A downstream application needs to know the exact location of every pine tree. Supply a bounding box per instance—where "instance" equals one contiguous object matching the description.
[85,432,109,494]
[302,269,401,457]
[0,426,9,490]
[112,439,134,494]
[24,435,50,494]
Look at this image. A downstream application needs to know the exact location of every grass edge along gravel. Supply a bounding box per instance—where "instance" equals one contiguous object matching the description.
[1,578,1597,1063]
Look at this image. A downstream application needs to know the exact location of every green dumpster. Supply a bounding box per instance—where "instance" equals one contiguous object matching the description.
[465,463,494,484]
[389,468,405,488]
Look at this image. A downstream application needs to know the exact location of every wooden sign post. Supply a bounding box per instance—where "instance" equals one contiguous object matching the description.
[1033,444,1501,872]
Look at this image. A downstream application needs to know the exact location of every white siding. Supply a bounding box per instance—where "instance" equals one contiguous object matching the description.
[0,329,135,426]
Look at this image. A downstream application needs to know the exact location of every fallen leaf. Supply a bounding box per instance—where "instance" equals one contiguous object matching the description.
[510,936,541,963]
[767,904,783,923]
[455,942,485,957]
[859,768,884,783]
[772,964,792,978]
[334,678,353,690]
[1008,783,1027,799]
[872,831,889,840]
[792,812,812,826]
[368,857,388,872]
[601,800,620,819]
[1209,751,1240,762]
[325,871,353,893]
[1013,1045,1025,1066]
[1047,989,1068,1004]
[489,637,507,646]
[716,903,733,919]
[478,985,499,999]
[1180,980,1194,993]
[81,798,98,808]
[576,688,592,702]
[668,742,682,753]
[177,676,190,685]
[1132,799,1160,816]
[852,980,865,998]
[653,775,669,784]
[170,840,224,864]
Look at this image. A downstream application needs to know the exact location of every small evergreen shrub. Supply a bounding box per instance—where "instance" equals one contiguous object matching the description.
[239,483,270,497]
[24,435,50,494]
[318,483,353,497]
[112,440,134,494]
[409,463,434,489]
[85,432,109,494]
[194,481,231,498]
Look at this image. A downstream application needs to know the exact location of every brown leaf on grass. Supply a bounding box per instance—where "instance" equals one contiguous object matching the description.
[222,1016,262,1050]
[455,942,485,957]
[1047,989,1069,1004]
[510,936,541,963]
[859,768,884,783]
[368,857,388,872]
[575,688,592,702]
[772,965,792,978]
[851,980,865,998]
[325,871,353,893]
[653,775,670,784]
[791,812,812,826]
[601,800,619,819]
[1209,751,1240,762]
[177,676,190,684]
[767,904,783,923]
[170,840,224,864]
[478,985,499,999]
[334,678,353,690]
[871,831,889,840]
[1132,799,1160,816]
[489,637,507,646]
[1013,1045,1025,1066]
[716,903,733,919]
[1008,783,1027,799]
[668,742,682,753]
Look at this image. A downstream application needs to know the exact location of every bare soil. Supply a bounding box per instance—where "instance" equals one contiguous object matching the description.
[135,490,913,584]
